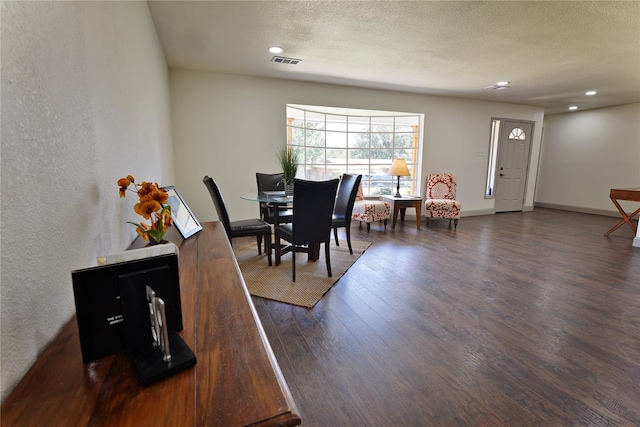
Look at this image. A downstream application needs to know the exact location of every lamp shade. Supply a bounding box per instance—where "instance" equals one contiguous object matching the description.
[388,159,410,176]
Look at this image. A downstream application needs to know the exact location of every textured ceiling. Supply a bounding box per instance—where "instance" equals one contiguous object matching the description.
[147,1,640,114]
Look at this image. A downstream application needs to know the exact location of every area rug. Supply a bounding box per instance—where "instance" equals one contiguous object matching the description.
[234,240,371,308]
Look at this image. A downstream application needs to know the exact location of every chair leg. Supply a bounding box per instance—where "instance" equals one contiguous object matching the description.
[275,233,281,266]
[383,219,387,229]
[265,232,272,266]
[454,218,459,228]
[426,217,430,227]
[325,240,332,277]
[256,235,262,255]
[366,222,370,232]
[358,221,362,230]
[292,247,296,282]
[333,227,339,246]
[448,219,452,228]
[345,224,353,254]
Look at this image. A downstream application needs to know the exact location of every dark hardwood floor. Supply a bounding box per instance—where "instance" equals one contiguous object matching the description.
[242,208,640,426]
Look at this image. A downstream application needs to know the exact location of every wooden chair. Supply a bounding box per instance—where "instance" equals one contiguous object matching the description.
[332,174,362,254]
[424,173,461,228]
[203,176,272,266]
[274,178,339,282]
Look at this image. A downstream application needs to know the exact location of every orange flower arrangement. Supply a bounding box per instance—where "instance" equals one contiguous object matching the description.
[117,175,172,244]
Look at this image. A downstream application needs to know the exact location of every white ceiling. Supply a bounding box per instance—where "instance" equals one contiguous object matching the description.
[147,1,640,115]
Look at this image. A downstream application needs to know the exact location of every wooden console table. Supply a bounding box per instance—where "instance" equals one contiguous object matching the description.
[380,195,423,229]
[604,188,640,237]
[1,222,301,427]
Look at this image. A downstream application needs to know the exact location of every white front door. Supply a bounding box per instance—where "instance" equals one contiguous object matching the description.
[494,120,533,212]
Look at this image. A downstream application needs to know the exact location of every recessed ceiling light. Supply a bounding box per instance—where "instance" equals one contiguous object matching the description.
[268,46,284,54]
[569,106,579,110]
[585,91,597,96]
[496,81,510,86]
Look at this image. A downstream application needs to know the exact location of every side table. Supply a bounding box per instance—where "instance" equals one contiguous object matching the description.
[604,187,640,236]
[379,195,423,229]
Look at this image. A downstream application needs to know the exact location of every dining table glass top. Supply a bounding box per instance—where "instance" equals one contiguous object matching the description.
[241,191,293,204]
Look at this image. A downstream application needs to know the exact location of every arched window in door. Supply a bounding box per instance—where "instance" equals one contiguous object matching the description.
[509,127,526,140]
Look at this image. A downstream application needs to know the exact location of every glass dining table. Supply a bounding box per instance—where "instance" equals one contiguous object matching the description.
[240,191,293,225]
[240,191,320,261]
[241,191,292,205]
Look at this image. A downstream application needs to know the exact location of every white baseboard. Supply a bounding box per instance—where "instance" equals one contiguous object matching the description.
[398,202,629,223]
[400,208,494,222]
[533,202,620,218]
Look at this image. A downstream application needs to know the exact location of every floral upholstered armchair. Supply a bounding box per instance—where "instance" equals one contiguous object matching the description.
[351,182,390,232]
[424,173,461,228]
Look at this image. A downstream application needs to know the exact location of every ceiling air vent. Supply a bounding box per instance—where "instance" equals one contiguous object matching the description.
[484,84,510,90]
[271,56,302,65]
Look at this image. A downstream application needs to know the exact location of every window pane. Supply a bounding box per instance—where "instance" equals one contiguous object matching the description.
[327,148,346,162]
[509,127,526,140]
[306,147,325,164]
[326,163,346,179]
[395,116,419,132]
[370,164,390,176]
[286,106,305,127]
[395,133,414,149]
[370,133,392,149]
[306,111,325,130]
[370,148,392,161]
[326,114,347,131]
[348,133,369,148]
[326,131,347,148]
[371,116,393,132]
[292,146,304,164]
[306,129,325,147]
[291,127,305,145]
[348,116,369,132]
[348,148,369,160]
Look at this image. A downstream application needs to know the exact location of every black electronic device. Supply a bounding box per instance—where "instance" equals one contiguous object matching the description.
[71,253,183,363]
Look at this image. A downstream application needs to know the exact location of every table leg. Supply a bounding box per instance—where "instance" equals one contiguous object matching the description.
[391,203,399,229]
[415,202,421,229]
[307,243,320,261]
[604,198,640,236]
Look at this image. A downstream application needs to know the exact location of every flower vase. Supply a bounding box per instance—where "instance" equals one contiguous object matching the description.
[146,238,168,247]
[285,183,294,196]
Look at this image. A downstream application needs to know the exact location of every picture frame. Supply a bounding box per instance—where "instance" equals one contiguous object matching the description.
[164,186,202,239]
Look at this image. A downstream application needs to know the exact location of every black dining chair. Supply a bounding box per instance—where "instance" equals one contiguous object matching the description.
[256,172,293,251]
[203,176,272,266]
[332,174,363,254]
[274,178,339,282]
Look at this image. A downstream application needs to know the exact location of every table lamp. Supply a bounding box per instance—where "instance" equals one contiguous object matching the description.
[388,159,411,197]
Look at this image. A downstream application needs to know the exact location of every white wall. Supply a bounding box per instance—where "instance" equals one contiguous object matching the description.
[0,2,174,401]
[536,104,640,213]
[169,70,545,223]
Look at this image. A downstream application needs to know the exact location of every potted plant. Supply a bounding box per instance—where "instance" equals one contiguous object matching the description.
[117,175,172,245]
[276,146,299,195]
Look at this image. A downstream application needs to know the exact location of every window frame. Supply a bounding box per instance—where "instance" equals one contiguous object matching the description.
[286,104,424,197]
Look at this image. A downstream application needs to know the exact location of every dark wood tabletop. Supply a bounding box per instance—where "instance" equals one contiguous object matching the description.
[1,222,301,427]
